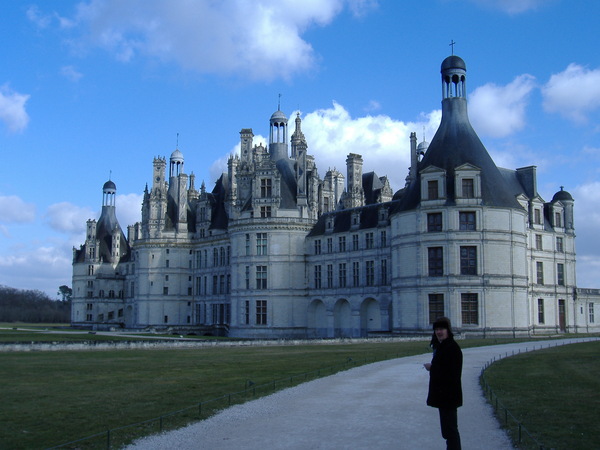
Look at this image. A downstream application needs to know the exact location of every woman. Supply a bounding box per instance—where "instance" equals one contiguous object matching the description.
[424,317,463,450]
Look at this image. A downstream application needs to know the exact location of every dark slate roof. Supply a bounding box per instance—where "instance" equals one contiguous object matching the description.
[276,159,298,209]
[393,97,523,213]
[209,174,229,230]
[307,201,397,237]
[96,206,130,262]
[363,172,384,205]
[552,188,573,202]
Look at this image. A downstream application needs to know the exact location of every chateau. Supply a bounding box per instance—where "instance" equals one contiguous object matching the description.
[72,55,599,337]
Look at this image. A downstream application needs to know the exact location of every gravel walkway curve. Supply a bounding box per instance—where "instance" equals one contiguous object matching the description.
[127,338,597,450]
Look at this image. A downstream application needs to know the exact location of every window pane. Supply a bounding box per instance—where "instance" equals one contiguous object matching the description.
[460,246,477,275]
[461,293,478,325]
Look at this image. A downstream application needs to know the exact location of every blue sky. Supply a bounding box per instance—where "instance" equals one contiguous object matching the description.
[1,0,599,297]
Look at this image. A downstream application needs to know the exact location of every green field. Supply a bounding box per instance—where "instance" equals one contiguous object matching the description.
[1,328,597,449]
[1,337,431,449]
[483,341,600,449]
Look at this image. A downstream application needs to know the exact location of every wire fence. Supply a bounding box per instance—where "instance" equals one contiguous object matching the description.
[46,354,392,449]
[479,338,598,450]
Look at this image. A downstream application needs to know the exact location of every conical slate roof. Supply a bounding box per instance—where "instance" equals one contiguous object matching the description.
[396,56,522,211]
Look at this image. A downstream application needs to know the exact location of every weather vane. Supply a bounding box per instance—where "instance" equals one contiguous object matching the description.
[449,40,456,55]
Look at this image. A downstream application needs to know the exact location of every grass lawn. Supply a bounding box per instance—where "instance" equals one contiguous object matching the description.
[1,340,433,449]
[1,334,592,449]
[483,341,600,449]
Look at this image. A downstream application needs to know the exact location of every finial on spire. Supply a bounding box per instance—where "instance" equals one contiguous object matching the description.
[449,40,456,55]
[109,170,112,180]
[176,132,179,149]
[278,93,281,110]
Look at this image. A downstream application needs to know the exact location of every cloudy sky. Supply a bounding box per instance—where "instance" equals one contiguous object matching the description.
[1,0,599,297]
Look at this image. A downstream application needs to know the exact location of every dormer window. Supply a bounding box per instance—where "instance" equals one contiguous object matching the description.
[260,178,272,198]
[455,164,481,201]
[420,166,446,202]
[462,178,474,198]
[428,180,439,200]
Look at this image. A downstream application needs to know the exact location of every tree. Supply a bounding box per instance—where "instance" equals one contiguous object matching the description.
[57,285,72,302]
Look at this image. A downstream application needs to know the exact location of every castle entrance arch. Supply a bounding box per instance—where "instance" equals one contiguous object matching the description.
[333,299,351,338]
[307,299,327,338]
[360,298,381,337]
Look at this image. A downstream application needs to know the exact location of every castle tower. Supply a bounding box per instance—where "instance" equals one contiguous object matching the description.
[345,153,364,208]
[240,128,254,163]
[269,109,288,161]
[292,113,308,206]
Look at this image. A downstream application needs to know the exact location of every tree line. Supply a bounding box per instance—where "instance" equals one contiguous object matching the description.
[0,285,71,323]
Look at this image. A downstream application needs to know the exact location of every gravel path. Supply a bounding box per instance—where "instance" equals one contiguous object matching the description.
[127,338,597,450]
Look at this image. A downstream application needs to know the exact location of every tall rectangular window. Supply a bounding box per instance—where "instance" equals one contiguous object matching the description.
[256,233,267,255]
[260,178,272,197]
[339,263,347,287]
[352,261,360,287]
[589,303,595,324]
[459,211,476,231]
[365,232,374,249]
[556,237,564,253]
[256,266,267,290]
[352,234,359,251]
[327,264,333,288]
[460,246,477,275]
[537,298,545,324]
[245,266,250,290]
[461,293,478,325]
[428,180,439,200]
[427,212,442,232]
[555,212,562,227]
[462,178,474,198]
[244,300,250,325]
[535,234,543,250]
[314,265,322,289]
[260,206,272,218]
[429,294,444,324]
[338,236,346,252]
[256,300,267,325]
[557,263,565,286]
[534,209,542,225]
[428,247,444,277]
[327,238,333,253]
[380,230,387,247]
[381,259,388,285]
[365,261,375,286]
[245,234,251,255]
[314,239,321,255]
[536,261,544,285]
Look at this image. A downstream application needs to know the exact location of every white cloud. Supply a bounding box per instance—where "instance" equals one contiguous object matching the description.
[45,202,95,234]
[542,63,600,123]
[0,244,73,296]
[209,104,440,191]
[301,103,441,190]
[0,195,36,224]
[468,0,549,14]
[26,5,52,28]
[0,84,30,133]
[469,74,536,138]
[572,182,600,288]
[61,0,369,81]
[60,65,83,82]
[115,193,143,227]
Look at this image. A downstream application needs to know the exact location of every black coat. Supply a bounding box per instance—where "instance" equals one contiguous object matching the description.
[426,337,463,409]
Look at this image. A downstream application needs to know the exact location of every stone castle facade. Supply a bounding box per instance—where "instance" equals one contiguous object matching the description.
[71,55,600,337]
